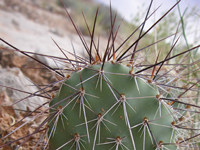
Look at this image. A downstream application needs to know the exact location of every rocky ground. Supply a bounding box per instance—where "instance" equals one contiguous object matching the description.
[0,0,108,66]
[0,0,93,149]
[0,46,59,150]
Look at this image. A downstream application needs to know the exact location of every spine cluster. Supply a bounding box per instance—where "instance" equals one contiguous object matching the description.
[0,0,200,150]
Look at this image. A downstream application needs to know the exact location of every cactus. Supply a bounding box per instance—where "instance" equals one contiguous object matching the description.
[0,0,200,150]
[49,62,176,150]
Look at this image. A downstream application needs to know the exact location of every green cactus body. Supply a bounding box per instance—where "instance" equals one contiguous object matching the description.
[49,62,176,150]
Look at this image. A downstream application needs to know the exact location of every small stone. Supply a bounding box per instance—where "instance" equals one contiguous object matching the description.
[0,67,47,116]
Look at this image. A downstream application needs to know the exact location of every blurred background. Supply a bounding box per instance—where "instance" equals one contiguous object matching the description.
[0,0,200,66]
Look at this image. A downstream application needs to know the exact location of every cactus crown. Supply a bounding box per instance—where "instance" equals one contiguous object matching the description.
[0,0,200,150]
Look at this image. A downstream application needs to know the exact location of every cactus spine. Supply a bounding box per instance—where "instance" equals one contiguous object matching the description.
[49,62,177,149]
[47,1,200,149]
[0,0,200,150]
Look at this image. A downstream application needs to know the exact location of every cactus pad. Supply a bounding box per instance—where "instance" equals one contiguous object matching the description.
[49,62,176,150]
